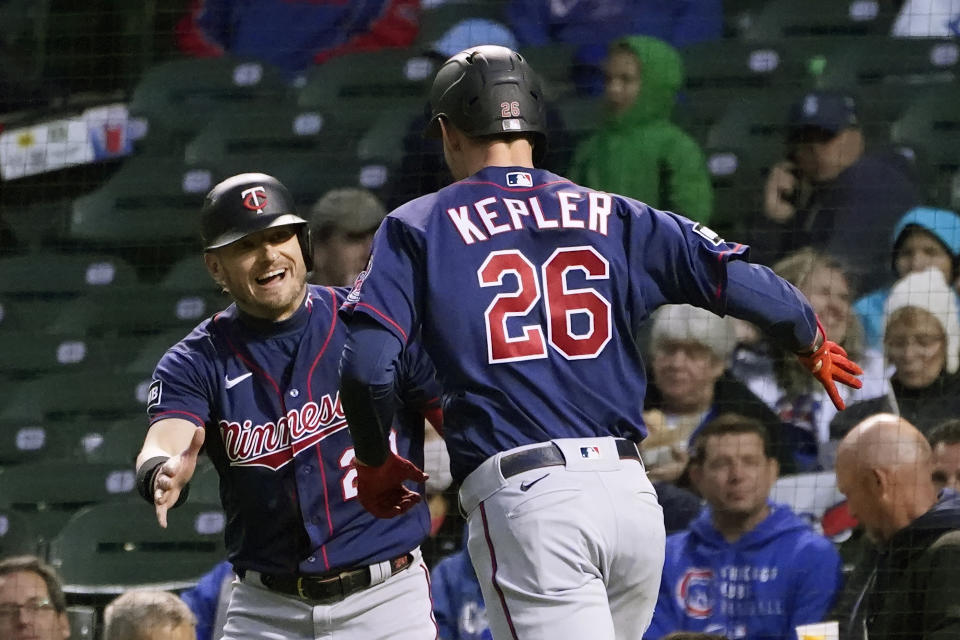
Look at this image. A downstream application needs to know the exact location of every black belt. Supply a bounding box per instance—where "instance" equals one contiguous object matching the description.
[499,438,641,478]
[255,553,413,604]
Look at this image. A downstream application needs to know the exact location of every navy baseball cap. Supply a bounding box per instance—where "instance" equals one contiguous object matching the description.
[787,90,859,140]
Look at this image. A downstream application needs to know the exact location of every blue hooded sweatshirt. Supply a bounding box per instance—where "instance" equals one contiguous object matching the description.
[853,206,960,350]
[646,502,841,640]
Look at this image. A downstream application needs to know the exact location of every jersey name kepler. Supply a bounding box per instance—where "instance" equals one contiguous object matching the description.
[446,191,613,245]
[220,392,346,470]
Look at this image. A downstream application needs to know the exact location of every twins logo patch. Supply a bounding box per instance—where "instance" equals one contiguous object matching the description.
[506,171,533,188]
[240,186,267,213]
[147,380,162,409]
[677,568,714,619]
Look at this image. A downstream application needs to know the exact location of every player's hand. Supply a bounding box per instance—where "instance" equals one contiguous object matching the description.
[763,161,799,223]
[355,452,429,519]
[797,323,863,411]
[154,426,205,528]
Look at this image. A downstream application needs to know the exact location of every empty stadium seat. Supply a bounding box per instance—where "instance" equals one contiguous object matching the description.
[891,86,960,205]
[415,1,508,49]
[0,506,40,557]
[129,56,292,153]
[705,96,793,170]
[159,255,219,293]
[68,156,216,247]
[0,461,137,540]
[520,42,578,98]
[297,50,435,133]
[0,370,151,424]
[0,251,137,296]
[49,500,226,593]
[0,419,126,465]
[744,0,898,39]
[48,288,221,336]
[184,105,345,203]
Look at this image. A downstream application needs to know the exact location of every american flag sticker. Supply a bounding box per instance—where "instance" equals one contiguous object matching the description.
[580,446,601,459]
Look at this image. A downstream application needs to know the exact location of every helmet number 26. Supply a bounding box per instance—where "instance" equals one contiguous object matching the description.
[478,246,611,363]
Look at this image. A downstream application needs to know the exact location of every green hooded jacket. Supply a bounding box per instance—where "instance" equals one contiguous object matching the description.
[568,36,713,223]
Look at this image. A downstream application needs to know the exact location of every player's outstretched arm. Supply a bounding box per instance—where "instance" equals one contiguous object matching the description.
[136,418,205,528]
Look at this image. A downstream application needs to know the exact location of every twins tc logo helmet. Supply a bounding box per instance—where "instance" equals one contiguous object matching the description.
[201,173,314,270]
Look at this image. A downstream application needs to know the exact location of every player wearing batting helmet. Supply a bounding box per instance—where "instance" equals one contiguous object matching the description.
[135,173,442,640]
[338,45,863,640]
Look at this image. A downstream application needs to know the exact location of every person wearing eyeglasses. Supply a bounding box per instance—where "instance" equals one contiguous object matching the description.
[831,267,960,440]
[0,555,70,640]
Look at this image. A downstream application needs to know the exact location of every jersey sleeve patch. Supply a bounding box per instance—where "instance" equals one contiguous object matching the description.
[146,379,162,409]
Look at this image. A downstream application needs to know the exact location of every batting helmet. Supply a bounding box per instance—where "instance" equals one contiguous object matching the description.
[425,45,547,158]
[201,173,313,270]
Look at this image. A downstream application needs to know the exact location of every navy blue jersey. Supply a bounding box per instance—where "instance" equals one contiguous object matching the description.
[344,167,750,482]
[149,285,439,575]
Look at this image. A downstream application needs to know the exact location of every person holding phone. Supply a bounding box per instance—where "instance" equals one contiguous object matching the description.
[750,90,918,293]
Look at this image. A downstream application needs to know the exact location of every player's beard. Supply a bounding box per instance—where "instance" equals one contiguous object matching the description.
[228,271,308,321]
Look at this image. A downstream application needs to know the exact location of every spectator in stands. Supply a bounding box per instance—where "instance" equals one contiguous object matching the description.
[104,589,197,640]
[928,419,960,492]
[431,526,491,640]
[892,0,960,36]
[750,90,918,293]
[568,36,712,224]
[307,188,386,287]
[832,268,960,438]
[643,305,798,481]
[646,414,842,640]
[180,561,234,640]
[732,248,887,470]
[385,18,571,209]
[0,555,70,640]
[835,413,960,640]
[175,0,421,76]
[506,0,722,95]
[853,206,960,351]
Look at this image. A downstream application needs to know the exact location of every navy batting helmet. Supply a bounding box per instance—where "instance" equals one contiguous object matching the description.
[425,45,547,158]
[201,173,313,270]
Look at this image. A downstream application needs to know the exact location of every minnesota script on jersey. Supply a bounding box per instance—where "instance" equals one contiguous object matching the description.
[344,167,748,482]
[149,285,439,574]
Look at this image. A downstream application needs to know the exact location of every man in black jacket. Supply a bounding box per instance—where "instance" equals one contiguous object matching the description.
[835,413,960,640]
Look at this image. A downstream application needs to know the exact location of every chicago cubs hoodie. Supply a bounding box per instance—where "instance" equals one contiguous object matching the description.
[646,502,842,640]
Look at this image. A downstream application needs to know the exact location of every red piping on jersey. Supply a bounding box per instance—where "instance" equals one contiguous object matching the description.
[307,288,340,564]
[150,409,204,426]
[420,560,440,639]
[355,302,408,342]
[463,179,571,193]
[714,243,743,299]
[480,503,520,640]
[306,287,339,402]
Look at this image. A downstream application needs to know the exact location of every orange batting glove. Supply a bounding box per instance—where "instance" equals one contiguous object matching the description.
[797,319,863,411]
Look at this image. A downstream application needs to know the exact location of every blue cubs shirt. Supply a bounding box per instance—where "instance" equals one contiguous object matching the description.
[344,166,749,482]
[149,285,439,575]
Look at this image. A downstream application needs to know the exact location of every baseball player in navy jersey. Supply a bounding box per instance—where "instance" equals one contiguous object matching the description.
[337,47,866,640]
[134,173,441,640]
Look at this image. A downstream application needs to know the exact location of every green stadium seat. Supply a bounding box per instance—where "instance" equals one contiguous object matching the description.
[554,95,604,149]
[357,102,425,169]
[744,0,898,40]
[159,255,219,293]
[0,419,126,465]
[82,421,144,466]
[0,331,107,379]
[123,329,194,377]
[49,500,226,593]
[705,96,793,170]
[129,56,292,153]
[190,461,221,505]
[819,37,960,139]
[0,251,137,296]
[0,296,63,332]
[48,288,220,337]
[891,86,960,205]
[184,105,345,203]
[68,156,217,247]
[0,461,137,540]
[703,146,768,241]
[297,50,435,133]
[0,370,151,424]
[0,506,41,557]
[520,43,578,98]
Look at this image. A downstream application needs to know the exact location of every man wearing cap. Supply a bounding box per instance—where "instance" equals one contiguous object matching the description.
[308,187,387,287]
[752,90,918,292]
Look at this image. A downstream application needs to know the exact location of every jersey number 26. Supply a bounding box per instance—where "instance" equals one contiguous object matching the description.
[478,246,611,363]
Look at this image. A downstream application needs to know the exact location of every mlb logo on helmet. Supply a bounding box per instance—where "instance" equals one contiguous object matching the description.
[506,172,533,188]
[240,186,268,213]
[580,446,601,459]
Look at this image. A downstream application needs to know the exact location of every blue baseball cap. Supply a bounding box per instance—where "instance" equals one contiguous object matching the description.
[787,90,859,138]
